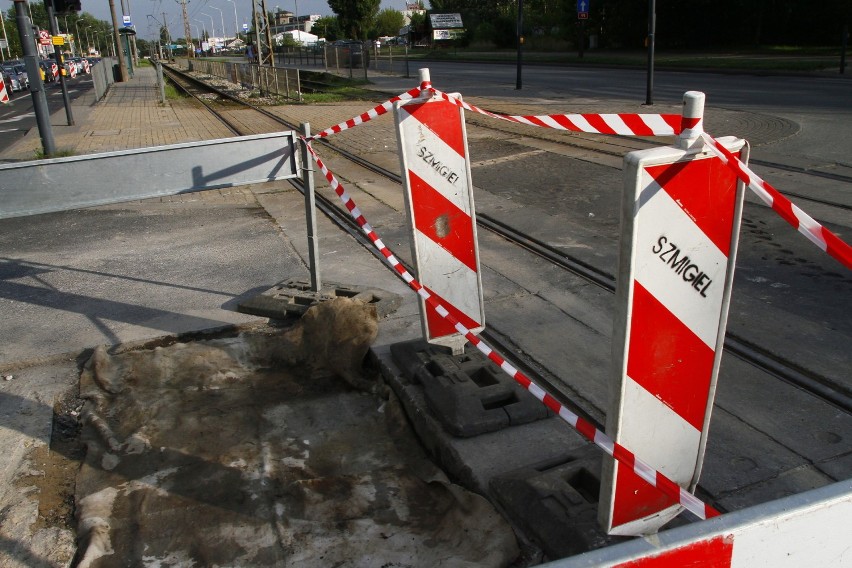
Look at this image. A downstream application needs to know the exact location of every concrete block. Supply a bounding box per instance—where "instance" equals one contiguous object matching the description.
[490,447,630,560]
[390,339,549,437]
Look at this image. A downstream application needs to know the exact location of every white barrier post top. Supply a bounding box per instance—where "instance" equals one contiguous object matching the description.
[677,91,705,150]
[419,68,431,95]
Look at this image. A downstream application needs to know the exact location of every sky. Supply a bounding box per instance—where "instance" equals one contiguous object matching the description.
[9,0,432,41]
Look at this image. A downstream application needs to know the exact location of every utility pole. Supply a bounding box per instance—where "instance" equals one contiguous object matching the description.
[163,11,173,59]
[46,0,74,126]
[180,0,193,57]
[252,0,273,65]
[13,0,54,155]
[109,0,129,80]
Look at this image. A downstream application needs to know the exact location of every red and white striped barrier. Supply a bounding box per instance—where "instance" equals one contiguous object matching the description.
[551,479,852,567]
[307,84,427,140]
[701,133,852,270]
[305,70,851,271]
[0,81,9,105]
[293,72,844,535]
[301,139,720,524]
[394,79,484,353]
[431,88,683,137]
[601,93,746,536]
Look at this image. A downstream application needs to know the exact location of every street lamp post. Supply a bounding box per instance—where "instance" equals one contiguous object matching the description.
[0,11,10,59]
[223,0,238,39]
[75,19,83,56]
[208,6,225,40]
[194,20,207,55]
[85,26,92,53]
[200,13,216,52]
[200,13,216,38]
[190,23,200,53]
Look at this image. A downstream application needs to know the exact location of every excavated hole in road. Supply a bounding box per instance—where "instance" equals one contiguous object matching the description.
[71,299,518,567]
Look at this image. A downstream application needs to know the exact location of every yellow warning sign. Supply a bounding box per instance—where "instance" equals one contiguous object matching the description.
[52,36,65,45]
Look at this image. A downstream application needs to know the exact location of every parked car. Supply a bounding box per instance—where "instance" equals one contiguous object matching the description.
[12,64,28,89]
[1,66,21,91]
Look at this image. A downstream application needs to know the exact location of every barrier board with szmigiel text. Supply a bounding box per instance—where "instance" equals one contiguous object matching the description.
[394,92,484,354]
[600,136,748,536]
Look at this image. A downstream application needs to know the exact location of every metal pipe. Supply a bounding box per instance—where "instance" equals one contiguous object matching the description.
[300,122,321,292]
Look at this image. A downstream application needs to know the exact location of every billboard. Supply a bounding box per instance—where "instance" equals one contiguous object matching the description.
[429,13,464,29]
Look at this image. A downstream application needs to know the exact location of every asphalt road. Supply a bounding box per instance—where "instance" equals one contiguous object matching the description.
[379,59,852,168]
[0,74,94,156]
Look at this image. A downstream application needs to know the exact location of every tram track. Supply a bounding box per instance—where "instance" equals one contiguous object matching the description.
[162,64,852,417]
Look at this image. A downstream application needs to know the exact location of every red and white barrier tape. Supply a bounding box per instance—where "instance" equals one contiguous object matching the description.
[701,133,852,270]
[430,87,684,137]
[301,139,720,522]
[306,82,431,140]
[305,82,850,270]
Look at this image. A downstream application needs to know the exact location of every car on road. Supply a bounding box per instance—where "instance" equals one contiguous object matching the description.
[12,64,28,89]
[1,66,21,91]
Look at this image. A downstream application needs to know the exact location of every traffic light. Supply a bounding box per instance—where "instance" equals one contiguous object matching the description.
[52,0,82,15]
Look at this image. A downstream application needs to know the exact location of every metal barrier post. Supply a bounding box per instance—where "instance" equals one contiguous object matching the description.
[156,61,165,103]
[300,123,321,292]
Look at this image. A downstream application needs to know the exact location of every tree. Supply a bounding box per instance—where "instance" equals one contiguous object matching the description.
[372,9,404,38]
[313,15,340,41]
[327,0,380,39]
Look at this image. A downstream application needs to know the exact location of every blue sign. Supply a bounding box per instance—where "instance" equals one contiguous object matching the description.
[577,0,589,18]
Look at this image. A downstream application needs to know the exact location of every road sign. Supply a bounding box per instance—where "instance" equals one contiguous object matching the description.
[242,23,248,31]
[600,93,747,536]
[122,15,131,27]
[38,30,51,46]
[394,88,485,354]
[578,0,589,18]
[52,36,65,45]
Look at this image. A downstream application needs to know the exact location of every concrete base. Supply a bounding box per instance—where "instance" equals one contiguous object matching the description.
[237,278,402,319]
[491,446,631,559]
[390,339,550,437]
[374,340,611,561]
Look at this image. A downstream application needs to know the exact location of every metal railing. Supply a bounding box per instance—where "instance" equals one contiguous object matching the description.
[174,58,302,101]
[91,57,117,101]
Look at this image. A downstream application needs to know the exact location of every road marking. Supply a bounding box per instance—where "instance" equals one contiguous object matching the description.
[0,112,35,124]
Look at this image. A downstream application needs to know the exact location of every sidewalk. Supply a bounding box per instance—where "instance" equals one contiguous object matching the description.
[1,65,235,161]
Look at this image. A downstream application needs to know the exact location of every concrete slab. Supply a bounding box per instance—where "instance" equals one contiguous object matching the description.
[0,189,303,366]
